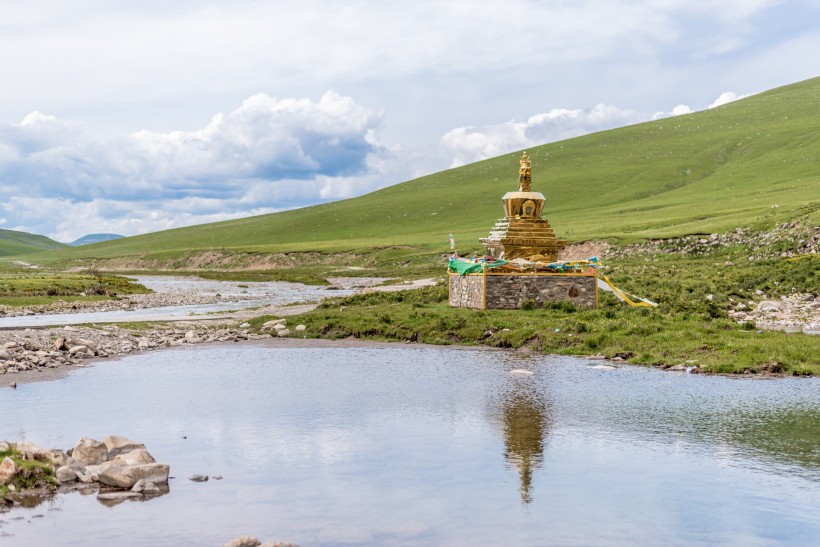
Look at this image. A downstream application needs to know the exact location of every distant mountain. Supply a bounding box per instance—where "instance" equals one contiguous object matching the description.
[0,228,67,257]
[69,233,125,246]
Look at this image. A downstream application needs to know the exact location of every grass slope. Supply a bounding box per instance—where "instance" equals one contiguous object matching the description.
[0,228,66,257]
[31,76,820,262]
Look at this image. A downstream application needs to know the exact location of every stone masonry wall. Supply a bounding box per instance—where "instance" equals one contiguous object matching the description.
[449,274,484,309]
[485,274,597,309]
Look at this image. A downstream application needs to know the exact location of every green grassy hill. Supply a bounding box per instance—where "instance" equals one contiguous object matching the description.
[32,76,820,262]
[0,228,66,257]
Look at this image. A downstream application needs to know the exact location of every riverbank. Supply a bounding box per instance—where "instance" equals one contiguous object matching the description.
[247,282,820,376]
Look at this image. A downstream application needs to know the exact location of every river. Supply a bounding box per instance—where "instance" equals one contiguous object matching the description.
[1,341,819,546]
[0,276,362,328]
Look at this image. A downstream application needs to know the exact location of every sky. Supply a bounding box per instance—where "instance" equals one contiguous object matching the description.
[2,0,820,243]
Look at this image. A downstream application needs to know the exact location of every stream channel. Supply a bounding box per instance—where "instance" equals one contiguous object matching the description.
[0,276,358,328]
[1,278,820,545]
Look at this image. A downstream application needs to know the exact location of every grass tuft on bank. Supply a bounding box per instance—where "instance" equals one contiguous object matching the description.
[0,447,59,499]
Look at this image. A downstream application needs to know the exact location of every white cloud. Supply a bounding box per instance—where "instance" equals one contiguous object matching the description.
[0,0,793,139]
[0,91,427,242]
[652,104,695,120]
[708,91,753,108]
[440,104,640,166]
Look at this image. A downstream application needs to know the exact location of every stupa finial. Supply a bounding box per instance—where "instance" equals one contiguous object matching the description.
[518,151,532,192]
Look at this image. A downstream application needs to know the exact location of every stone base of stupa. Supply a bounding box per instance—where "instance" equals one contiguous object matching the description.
[449,270,598,309]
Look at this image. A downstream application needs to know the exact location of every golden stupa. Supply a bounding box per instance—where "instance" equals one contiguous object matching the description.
[480,151,566,261]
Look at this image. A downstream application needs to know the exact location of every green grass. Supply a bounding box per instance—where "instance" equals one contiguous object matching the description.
[0,272,150,307]
[16,75,820,267]
[0,228,66,257]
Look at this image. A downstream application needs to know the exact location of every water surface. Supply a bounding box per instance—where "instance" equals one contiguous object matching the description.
[1,344,819,546]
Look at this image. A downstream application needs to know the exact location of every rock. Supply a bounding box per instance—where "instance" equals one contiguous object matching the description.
[44,449,69,468]
[239,322,250,328]
[111,448,155,466]
[189,474,209,482]
[131,479,160,494]
[53,337,67,351]
[103,435,145,459]
[68,345,89,355]
[295,325,306,332]
[0,441,9,452]
[55,466,78,483]
[0,350,9,360]
[78,464,102,483]
[757,300,783,312]
[223,536,261,547]
[668,364,687,371]
[276,329,291,337]
[14,441,47,461]
[72,437,109,466]
[0,456,17,486]
[98,462,170,489]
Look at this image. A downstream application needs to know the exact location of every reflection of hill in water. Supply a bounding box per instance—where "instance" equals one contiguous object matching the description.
[491,381,551,504]
[539,367,820,479]
[714,407,820,472]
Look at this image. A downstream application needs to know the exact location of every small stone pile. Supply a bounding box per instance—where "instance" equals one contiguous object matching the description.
[1,436,169,506]
[0,290,259,318]
[729,293,820,333]
[0,324,272,379]
[604,223,820,260]
[260,319,306,338]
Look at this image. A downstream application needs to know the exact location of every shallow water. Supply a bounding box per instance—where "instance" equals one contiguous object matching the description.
[1,344,819,546]
[0,276,355,328]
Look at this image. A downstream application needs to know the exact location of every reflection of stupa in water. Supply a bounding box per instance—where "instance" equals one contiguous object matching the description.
[498,384,551,504]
